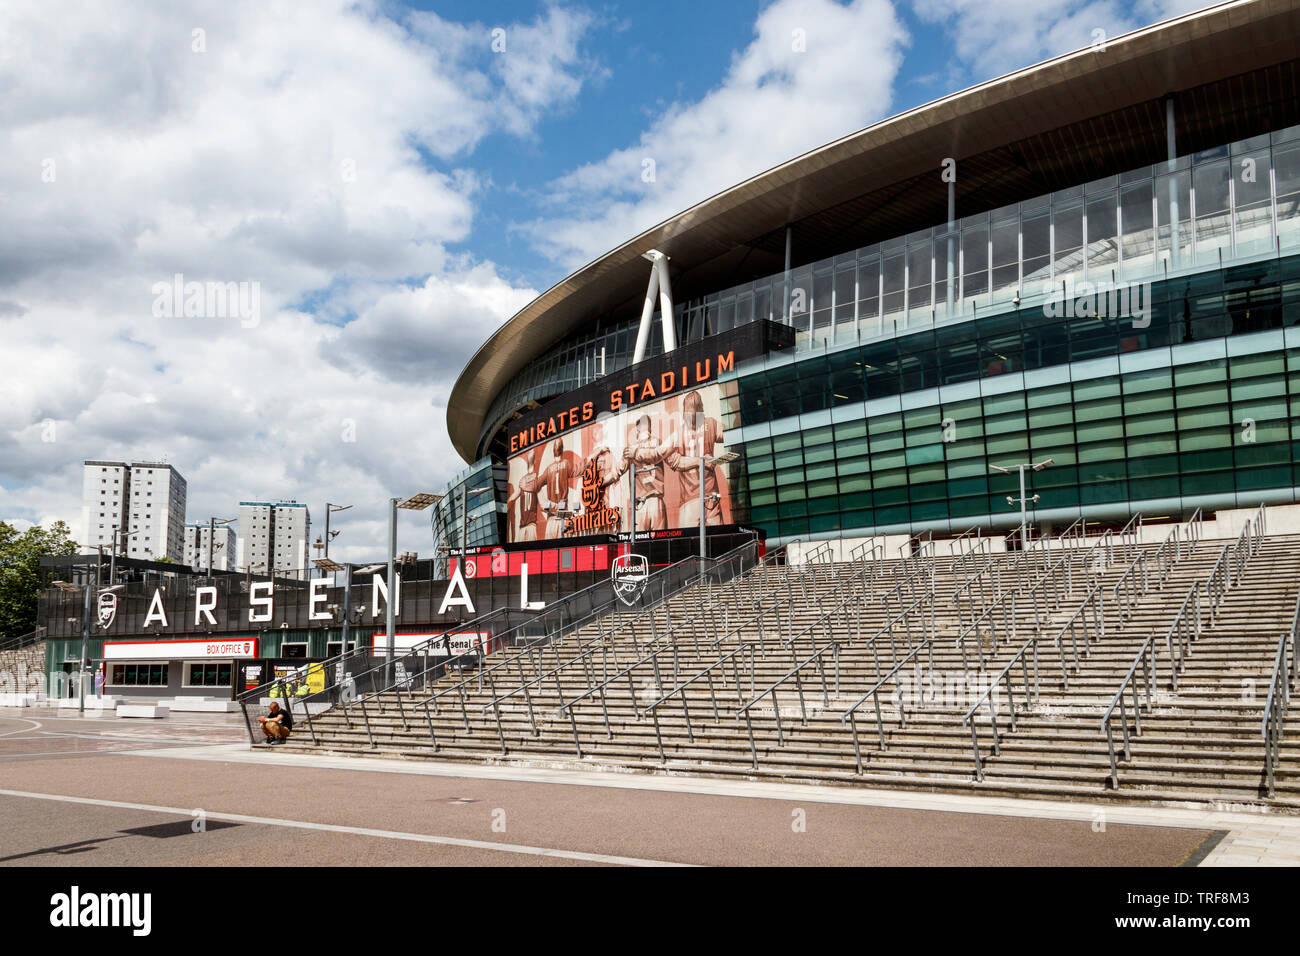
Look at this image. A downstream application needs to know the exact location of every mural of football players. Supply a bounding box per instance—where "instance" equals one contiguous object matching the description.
[580,419,624,534]
[539,437,578,538]
[662,389,729,528]
[615,413,667,531]
[507,449,542,541]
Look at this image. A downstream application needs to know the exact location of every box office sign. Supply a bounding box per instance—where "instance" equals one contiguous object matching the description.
[103,638,260,661]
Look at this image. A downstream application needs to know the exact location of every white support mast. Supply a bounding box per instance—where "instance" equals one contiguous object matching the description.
[632,249,675,364]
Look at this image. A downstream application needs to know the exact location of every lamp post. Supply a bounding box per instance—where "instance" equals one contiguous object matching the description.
[205,517,235,581]
[53,577,123,715]
[324,503,351,560]
[991,459,1054,547]
[626,466,656,548]
[699,451,739,572]
[386,493,443,683]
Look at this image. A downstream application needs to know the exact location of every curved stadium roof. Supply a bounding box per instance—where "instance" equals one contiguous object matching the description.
[447,0,1300,464]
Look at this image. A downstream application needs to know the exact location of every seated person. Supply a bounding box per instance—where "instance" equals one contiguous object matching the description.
[257,700,294,744]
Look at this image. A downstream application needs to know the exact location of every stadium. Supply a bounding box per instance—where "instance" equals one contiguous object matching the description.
[19,1,1300,816]
[435,0,1300,558]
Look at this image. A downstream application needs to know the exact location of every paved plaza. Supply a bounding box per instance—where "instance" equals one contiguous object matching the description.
[2,710,1295,867]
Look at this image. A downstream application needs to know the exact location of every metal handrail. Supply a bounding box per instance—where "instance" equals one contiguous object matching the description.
[483,575,782,720]
[1100,578,1202,788]
[1020,551,1073,628]
[0,626,46,653]
[1055,517,1085,550]
[1119,512,1143,559]
[406,543,755,714]
[839,634,940,772]
[253,542,755,747]
[1205,542,1232,619]
[235,535,693,706]
[1183,507,1203,556]
[1111,550,1149,622]
[1053,584,1106,687]
[961,633,1040,782]
[954,588,1018,676]
[1150,523,1181,588]
[953,558,1002,626]
[406,542,767,752]
[547,566,827,754]
[1163,581,1203,682]
[1261,590,1299,797]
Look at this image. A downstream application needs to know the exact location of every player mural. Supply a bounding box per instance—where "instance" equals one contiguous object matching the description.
[506,383,735,542]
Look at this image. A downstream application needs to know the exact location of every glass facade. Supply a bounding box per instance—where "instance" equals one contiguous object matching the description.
[729,321,1300,542]
[431,457,506,553]
[457,122,1300,549]
[476,125,1300,459]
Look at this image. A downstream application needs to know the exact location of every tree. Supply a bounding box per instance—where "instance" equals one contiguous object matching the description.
[0,521,78,643]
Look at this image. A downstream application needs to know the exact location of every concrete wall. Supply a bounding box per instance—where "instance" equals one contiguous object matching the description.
[784,502,1298,565]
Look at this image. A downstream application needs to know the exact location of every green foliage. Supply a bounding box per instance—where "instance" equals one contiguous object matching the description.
[0,521,79,642]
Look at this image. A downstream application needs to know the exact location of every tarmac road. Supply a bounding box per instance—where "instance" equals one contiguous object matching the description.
[0,712,1221,867]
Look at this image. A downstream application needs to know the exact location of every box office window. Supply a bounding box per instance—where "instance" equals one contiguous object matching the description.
[186,662,233,687]
[111,664,169,686]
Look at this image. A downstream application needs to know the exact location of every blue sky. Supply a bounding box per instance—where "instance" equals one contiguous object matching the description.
[0,0,1214,558]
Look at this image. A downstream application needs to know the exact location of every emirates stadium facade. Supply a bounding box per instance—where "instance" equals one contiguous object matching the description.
[435,0,1300,556]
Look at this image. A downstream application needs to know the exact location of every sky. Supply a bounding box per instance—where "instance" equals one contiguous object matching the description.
[0,0,1219,564]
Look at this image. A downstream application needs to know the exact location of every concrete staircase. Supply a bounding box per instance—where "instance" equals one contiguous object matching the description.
[279,530,1300,810]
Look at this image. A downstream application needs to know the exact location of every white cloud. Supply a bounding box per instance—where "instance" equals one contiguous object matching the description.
[912,0,1225,82]
[0,0,599,559]
[516,0,909,270]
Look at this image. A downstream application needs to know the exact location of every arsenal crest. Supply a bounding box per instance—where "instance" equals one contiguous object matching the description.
[610,553,649,606]
[96,591,118,630]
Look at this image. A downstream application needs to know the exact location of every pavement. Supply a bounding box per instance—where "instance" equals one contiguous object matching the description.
[0,709,1295,867]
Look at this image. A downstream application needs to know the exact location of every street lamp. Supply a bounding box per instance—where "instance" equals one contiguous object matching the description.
[203,517,235,581]
[323,503,351,560]
[700,451,739,570]
[108,525,145,584]
[53,577,123,714]
[385,493,443,682]
[991,458,1054,546]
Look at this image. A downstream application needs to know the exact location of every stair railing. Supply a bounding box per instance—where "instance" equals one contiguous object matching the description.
[1150,523,1181,589]
[484,552,813,734]
[273,541,757,748]
[838,633,943,774]
[1053,584,1107,688]
[551,563,872,761]
[1100,577,1203,789]
[730,583,934,769]
[1119,512,1143,561]
[961,634,1041,783]
[1182,507,1203,557]
[1111,550,1149,622]
[953,559,1003,630]
[482,583,779,742]
[954,588,1018,678]
[1261,591,1299,798]
[1205,543,1232,620]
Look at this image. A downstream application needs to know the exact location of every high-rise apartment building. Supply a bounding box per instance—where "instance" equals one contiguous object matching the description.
[237,500,311,580]
[81,460,187,562]
[183,523,237,573]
